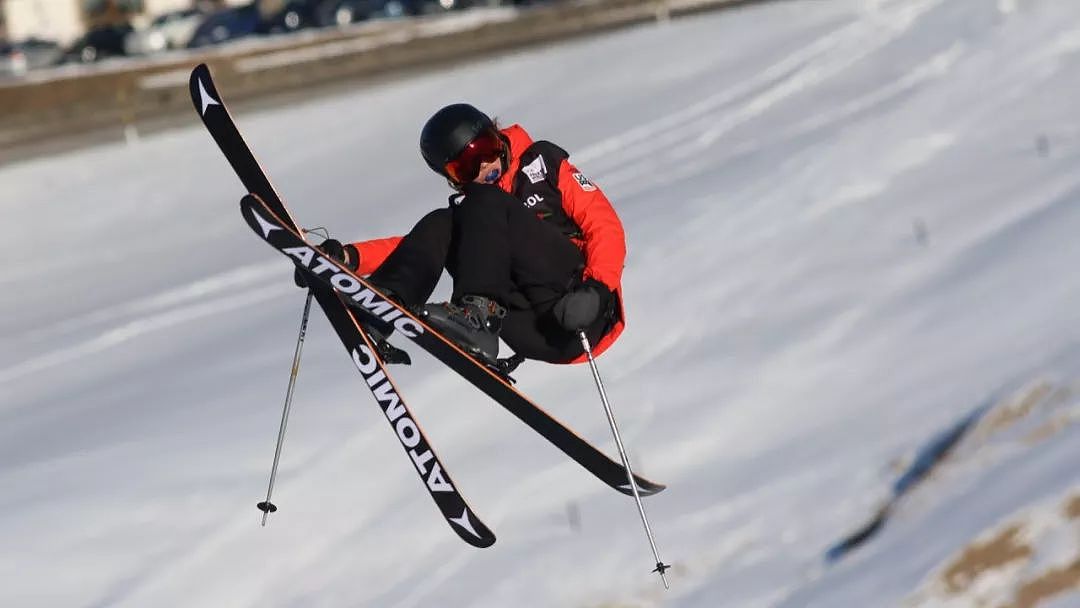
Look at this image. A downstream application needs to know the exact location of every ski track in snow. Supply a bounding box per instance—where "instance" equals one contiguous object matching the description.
[4,0,1080,606]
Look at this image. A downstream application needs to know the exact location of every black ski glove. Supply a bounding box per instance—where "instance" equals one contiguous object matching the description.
[553,278,612,331]
[294,238,359,288]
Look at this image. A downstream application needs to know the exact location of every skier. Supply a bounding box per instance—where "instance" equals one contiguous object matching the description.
[300,103,626,366]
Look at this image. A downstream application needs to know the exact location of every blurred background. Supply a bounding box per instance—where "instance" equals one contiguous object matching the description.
[0,0,644,160]
[0,0,536,70]
[2,0,1079,607]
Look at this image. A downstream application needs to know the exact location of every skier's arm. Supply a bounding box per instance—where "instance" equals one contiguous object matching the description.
[557,160,626,290]
[350,236,403,275]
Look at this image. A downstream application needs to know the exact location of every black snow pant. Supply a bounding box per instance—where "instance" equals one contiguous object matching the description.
[368,184,614,363]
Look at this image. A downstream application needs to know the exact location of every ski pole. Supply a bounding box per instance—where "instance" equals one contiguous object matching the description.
[578,331,671,588]
[257,290,314,526]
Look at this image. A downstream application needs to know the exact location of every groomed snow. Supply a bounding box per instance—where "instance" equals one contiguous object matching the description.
[2,1,1079,606]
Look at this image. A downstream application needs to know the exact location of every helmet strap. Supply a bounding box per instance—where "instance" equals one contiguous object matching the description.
[497,132,510,171]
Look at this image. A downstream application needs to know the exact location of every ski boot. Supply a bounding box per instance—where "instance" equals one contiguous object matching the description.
[356,283,412,366]
[421,295,506,363]
[361,321,412,365]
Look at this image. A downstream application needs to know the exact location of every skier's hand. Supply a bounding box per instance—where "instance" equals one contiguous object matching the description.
[293,238,359,288]
[553,279,611,331]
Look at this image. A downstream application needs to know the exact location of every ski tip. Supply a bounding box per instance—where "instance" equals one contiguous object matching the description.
[241,193,273,211]
[189,63,224,119]
[640,482,667,496]
[188,63,209,90]
[448,508,497,548]
[455,524,496,549]
[617,479,666,497]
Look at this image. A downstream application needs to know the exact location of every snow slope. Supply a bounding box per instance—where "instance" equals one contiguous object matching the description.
[2,0,1080,606]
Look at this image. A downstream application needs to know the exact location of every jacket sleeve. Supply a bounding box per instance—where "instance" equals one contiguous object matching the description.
[349,236,403,276]
[557,159,626,291]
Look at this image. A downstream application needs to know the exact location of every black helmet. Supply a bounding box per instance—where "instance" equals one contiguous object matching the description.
[420,103,498,179]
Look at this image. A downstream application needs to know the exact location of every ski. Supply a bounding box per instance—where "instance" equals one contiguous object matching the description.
[188,62,664,497]
[242,193,666,498]
[308,281,495,548]
[189,64,492,546]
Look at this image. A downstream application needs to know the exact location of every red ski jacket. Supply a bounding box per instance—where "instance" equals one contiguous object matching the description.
[351,125,626,362]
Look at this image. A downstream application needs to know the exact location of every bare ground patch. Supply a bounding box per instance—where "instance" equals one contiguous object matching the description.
[943,524,1032,594]
[922,491,1080,608]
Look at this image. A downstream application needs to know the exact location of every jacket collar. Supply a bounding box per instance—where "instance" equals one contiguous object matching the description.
[496,124,533,191]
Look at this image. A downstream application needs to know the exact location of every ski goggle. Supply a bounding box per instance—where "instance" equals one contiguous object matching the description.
[444,129,504,184]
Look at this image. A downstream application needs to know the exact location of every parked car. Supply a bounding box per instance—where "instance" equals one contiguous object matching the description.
[125,8,206,55]
[187,3,260,48]
[0,38,62,77]
[257,0,321,34]
[314,0,360,25]
[316,0,426,24]
[62,24,135,63]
